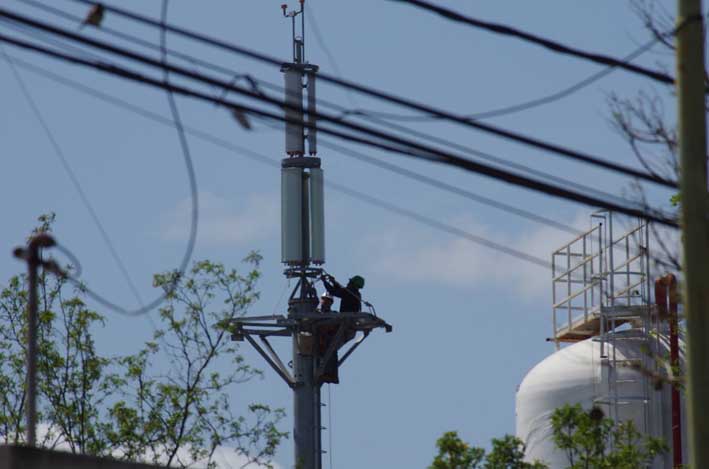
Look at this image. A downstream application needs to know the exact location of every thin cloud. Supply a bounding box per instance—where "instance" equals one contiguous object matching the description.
[161,191,279,246]
[360,211,589,300]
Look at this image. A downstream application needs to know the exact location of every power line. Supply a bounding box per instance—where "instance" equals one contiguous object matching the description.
[389,0,675,86]
[0,29,678,228]
[0,44,145,307]
[328,181,551,267]
[305,4,358,109]
[318,139,581,235]
[8,51,678,272]
[250,111,629,216]
[1,57,199,318]
[54,1,678,189]
[1,52,553,268]
[343,103,635,208]
[13,0,629,209]
[344,33,665,122]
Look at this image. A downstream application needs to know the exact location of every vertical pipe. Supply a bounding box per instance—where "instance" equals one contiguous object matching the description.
[292,292,321,469]
[608,213,615,305]
[676,1,709,466]
[598,223,606,358]
[566,245,571,331]
[667,274,683,468]
[625,236,630,306]
[583,236,588,324]
[552,252,557,349]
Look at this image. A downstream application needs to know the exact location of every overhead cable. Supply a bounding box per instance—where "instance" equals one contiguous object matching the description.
[0,44,145,307]
[389,0,674,86]
[305,4,357,109]
[14,0,626,206]
[344,33,665,122]
[1,58,199,318]
[8,53,677,271]
[318,139,582,235]
[3,54,550,269]
[0,30,678,228]
[50,1,678,188]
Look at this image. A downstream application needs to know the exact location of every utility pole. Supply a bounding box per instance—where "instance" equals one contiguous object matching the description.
[13,233,60,446]
[676,0,708,467]
[232,3,391,468]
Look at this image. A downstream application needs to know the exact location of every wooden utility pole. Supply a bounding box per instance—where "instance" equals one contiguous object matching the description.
[13,233,57,446]
[676,0,708,466]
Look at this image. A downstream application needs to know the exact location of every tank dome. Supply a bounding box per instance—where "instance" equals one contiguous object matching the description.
[516,330,685,468]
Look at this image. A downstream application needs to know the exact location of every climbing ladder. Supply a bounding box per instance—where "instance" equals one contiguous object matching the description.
[552,211,656,435]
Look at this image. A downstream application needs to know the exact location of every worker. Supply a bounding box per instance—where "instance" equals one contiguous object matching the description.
[319,291,334,314]
[321,274,364,313]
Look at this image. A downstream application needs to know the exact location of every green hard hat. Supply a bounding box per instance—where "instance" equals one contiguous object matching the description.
[349,275,365,289]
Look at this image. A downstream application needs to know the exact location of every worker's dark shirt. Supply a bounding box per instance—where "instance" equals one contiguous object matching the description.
[323,280,361,313]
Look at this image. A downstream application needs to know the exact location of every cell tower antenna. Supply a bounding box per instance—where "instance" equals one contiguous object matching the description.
[282,1,306,63]
[230,8,392,469]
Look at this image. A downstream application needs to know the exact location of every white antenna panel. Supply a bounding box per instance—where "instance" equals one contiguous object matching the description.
[281,167,303,264]
[306,72,317,155]
[309,168,325,264]
[284,68,304,155]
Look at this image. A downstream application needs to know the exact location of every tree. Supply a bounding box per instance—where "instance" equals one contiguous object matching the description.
[551,404,667,469]
[605,0,704,271]
[430,404,667,469]
[429,431,547,469]
[0,214,287,468]
[429,431,484,469]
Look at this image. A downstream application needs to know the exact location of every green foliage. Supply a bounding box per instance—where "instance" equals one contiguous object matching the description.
[429,431,484,469]
[670,193,681,207]
[429,431,546,469]
[551,404,668,469]
[430,404,669,469]
[485,435,547,469]
[0,215,287,468]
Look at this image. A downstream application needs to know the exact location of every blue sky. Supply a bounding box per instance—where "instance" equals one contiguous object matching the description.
[0,1,678,467]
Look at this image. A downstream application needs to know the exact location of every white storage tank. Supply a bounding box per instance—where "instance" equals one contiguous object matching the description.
[515,330,686,468]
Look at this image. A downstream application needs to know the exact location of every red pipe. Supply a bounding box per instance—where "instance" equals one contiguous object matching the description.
[656,274,682,468]
[666,274,682,469]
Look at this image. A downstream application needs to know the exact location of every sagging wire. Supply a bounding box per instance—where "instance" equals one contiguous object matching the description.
[11,0,677,202]
[0,43,145,306]
[49,1,678,189]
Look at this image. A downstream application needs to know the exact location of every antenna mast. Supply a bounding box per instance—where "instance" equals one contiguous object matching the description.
[231,4,391,468]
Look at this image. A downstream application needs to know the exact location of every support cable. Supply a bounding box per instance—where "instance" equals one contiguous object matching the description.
[0,30,678,228]
[389,0,674,86]
[6,52,677,271]
[52,1,678,188]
